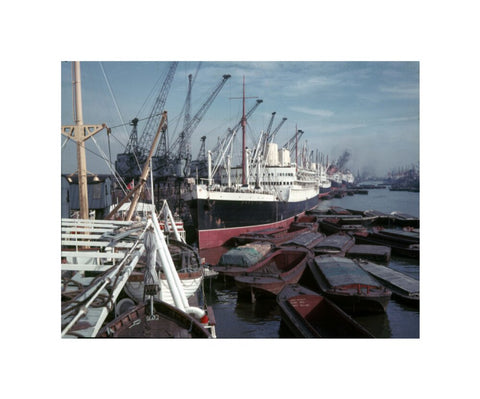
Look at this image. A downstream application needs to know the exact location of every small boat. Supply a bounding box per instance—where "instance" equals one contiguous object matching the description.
[97,300,213,338]
[373,227,419,244]
[213,241,273,278]
[391,212,419,228]
[346,244,391,263]
[310,207,377,226]
[317,218,368,235]
[230,222,314,246]
[352,230,419,259]
[312,233,355,256]
[363,209,394,226]
[234,248,311,300]
[280,231,326,250]
[354,259,419,307]
[276,284,374,338]
[328,205,351,215]
[306,255,391,314]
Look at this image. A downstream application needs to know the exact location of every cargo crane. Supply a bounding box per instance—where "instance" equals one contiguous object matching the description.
[124,118,139,154]
[253,114,288,166]
[265,112,276,137]
[210,98,263,170]
[283,129,304,153]
[173,73,193,176]
[190,135,208,179]
[152,69,197,177]
[167,73,231,177]
[252,112,277,166]
[115,62,178,181]
[268,116,287,143]
[197,135,207,161]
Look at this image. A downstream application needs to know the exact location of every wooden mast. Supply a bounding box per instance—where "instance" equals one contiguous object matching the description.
[125,111,168,221]
[61,61,107,219]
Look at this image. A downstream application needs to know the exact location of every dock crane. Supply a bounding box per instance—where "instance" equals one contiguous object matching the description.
[115,62,178,180]
[124,118,139,154]
[137,62,178,161]
[268,116,287,143]
[210,98,263,165]
[167,73,231,177]
[283,129,304,152]
[197,135,207,161]
[174,73,193,176]
[252,112,284,166]
[189,135,208,180]
[265,112,276,137]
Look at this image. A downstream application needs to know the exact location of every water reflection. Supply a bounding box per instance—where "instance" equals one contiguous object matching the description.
[353,312,392,338]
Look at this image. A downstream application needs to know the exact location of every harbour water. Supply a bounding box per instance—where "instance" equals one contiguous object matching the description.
[201,186,420,338]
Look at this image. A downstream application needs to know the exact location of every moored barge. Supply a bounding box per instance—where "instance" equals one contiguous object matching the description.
[306,255,391,314]
[277,284,374,338]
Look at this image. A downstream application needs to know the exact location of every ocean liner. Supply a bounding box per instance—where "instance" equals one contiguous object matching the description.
[183,80,320,248]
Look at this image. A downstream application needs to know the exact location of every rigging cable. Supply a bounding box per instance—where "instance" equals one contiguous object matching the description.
[98,62,130,140]
[90,135,129,195]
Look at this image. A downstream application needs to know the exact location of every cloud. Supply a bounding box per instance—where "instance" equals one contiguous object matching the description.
[289,106,334,117]
[380,116,419,123]
[379,84,419,99]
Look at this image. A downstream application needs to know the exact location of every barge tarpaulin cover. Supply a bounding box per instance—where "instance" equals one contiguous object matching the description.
[314,256,380,287]
[219,243,271,267]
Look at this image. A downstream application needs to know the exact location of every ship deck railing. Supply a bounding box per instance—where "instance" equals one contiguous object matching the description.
[61,218,148,338]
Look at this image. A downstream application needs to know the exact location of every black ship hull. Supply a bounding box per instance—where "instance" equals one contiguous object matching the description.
[188,195,320,249]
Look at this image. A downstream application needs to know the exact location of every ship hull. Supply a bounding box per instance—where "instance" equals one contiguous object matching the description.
[187,190,320,249]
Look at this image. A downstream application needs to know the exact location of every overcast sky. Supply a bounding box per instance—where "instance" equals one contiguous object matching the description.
[61,61,419,177]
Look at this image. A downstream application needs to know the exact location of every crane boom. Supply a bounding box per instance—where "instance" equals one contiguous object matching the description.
[168,74,231,156]
[268,117,287,143]
[210,98,263,158]
[136,62,178,160]
[124,118,139,154]
[266,112,276,135]
[283,129,304,152]
[183,74,193,134]
[178,74,193,160]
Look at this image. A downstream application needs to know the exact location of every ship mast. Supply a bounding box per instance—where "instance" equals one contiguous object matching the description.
[241,76,247,186]
[295,124,298,172]
[229,76,257,187]
[61,61,107,219]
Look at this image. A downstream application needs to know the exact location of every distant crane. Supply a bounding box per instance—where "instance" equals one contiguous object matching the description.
[116,62,178,180]
[136,62,178,160]
[252,112,286,166]
[124,118,139,154]
[197,135,207,161]
[283,129,304,152]
[265,112,276,136]
[210,98,263,163]
[168,73,231,176]
[268,116,287,143]
[175,73,193,175]
[189,135,208,180]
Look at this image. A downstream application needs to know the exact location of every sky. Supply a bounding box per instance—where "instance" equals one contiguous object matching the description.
[61,61,419,178]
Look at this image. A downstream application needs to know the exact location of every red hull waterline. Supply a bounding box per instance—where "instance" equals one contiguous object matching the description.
[198,213,305,249]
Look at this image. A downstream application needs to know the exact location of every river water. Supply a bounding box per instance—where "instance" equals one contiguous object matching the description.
[201,186,420,338]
